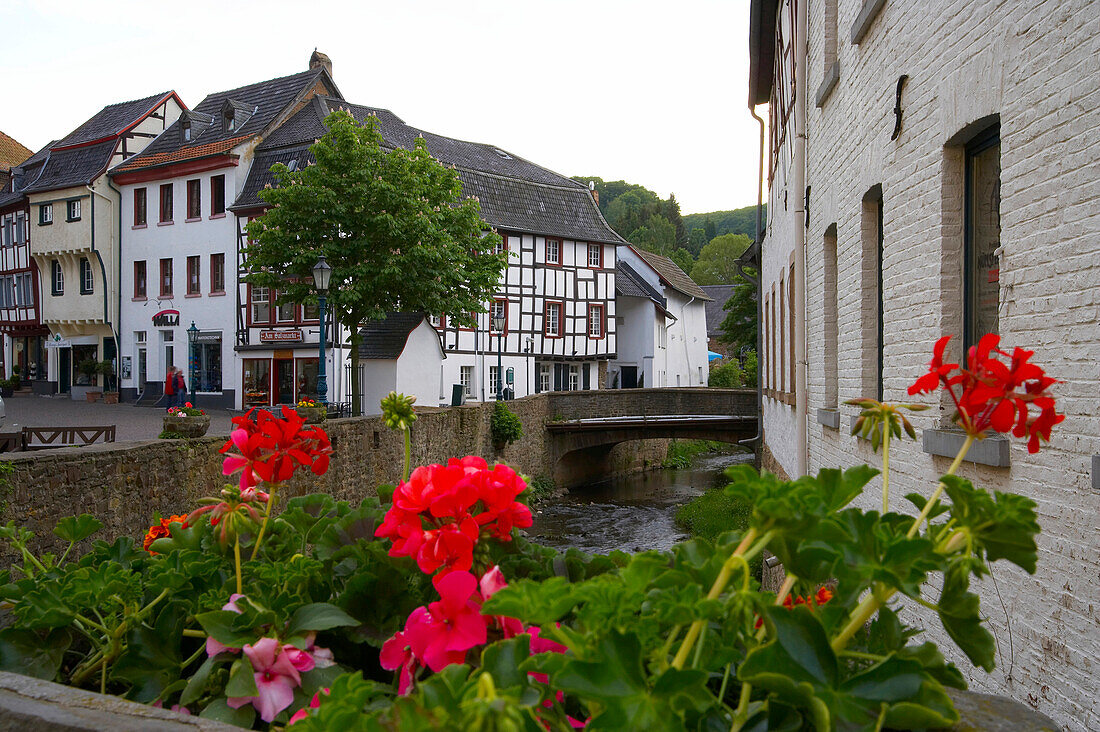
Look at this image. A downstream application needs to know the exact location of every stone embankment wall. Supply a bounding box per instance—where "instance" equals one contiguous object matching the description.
[0,389,754,563]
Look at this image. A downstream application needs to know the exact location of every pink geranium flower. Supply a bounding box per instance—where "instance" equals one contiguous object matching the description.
[227,637,302,722]
[288,688,329,726]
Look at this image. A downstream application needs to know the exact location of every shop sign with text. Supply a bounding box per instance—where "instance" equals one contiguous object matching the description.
[259,329,303,343]
[152,309,180,327]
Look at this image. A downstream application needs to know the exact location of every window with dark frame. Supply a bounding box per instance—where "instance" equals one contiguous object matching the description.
[79,258,93,294]
[134,260,147,299]
[160,184,173,223]
[964,125,1001,351]
[210,253,225,293]
[134,188,147,226]
[210,175,226,216]
[187,255,201,294]
[490,299,507,333]
[186,179,201,220]
[588,304,604,337]
[587,242,602,268]
[51,260,63,295]
[39,204,52,225]
[67,200,81,222]
[160,258,173,297]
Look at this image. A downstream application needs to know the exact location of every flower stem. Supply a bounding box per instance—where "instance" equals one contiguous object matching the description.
[830,585,897,652]
[906,434,974,539]
[671,528,761,670]
[402,427,411,483]
[249,483,279,561]
[181,629,207,638]
[730,681,753,732]
[234,536,243,595]
[881,426,891,514]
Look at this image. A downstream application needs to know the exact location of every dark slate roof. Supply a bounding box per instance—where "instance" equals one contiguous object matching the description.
[357,312,435,359]
[701,285,737,335]
[24,139,117,192]
[0,143,51,208]
[616,261,666,308]
[236,97,624,244]
[53,91,174,148]
[632,247,713,301]
[116,68,331,173]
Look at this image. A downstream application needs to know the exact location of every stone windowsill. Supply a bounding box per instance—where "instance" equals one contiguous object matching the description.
[815,60,840,107]
[851,0,886,44]
[817,407,840,429]
[923,428,1010,468]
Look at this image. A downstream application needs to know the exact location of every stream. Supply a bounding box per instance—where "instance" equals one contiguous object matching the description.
[527,450,755,555]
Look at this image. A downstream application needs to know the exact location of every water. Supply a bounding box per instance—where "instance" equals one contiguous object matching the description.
[527,450,755,555]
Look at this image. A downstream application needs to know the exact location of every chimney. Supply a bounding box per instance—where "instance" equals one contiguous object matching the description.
[589,180,599,206]
[310,50,333,77]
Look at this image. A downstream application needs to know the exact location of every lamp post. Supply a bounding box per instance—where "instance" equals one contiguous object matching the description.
[491,312,505,401]
[187,321,198,404]
[312,255,332,406]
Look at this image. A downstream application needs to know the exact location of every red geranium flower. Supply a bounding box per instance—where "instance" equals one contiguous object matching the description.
[220,407,333,488]
[142,514,189,554]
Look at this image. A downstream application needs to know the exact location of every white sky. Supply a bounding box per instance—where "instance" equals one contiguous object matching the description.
[1,0,760,215]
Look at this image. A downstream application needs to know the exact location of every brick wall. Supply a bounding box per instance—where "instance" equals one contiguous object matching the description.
[762,0,1100,727]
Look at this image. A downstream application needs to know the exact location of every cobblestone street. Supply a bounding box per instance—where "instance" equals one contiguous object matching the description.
[1,392,237,442]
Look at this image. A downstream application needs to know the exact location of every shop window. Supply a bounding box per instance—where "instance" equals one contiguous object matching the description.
[965,126,1001,349]
[191,338,223,392]
[296,358,319,402]
[72,344,97,386]
[243,359,271,406]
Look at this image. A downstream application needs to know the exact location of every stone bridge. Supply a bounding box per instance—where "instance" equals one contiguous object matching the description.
[540,388,758,487]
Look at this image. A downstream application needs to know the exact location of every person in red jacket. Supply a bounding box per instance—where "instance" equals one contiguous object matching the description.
[164,367,176,411]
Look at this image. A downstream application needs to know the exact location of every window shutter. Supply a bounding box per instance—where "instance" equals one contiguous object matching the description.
[582,364,591,390]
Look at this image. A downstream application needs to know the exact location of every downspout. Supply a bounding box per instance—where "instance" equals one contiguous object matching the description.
[793,0,809,476]
[87,184,120,386]
[737,106,766,449]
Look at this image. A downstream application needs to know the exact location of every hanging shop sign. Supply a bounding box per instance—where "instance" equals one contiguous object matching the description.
[152,309,180,327]
[194,331,222,343]
[259,329,303,343]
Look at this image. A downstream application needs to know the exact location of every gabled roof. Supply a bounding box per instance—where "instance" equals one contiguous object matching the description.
[0,131,33,172]
[616,261,667,308]
[235,96,625,244]
[631,247,713,301]
[0,142,52,209]
[114,68,335,174]
[25,91,178,193]
[701,285,738,335]
[357,312,439,359]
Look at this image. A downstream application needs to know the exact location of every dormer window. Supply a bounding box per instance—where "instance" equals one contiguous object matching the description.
[182,121,191,142]
[226,111,235,132]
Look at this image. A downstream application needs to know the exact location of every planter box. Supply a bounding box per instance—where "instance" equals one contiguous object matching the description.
[162,415,211,438]
[85,391,103,403]
[296,406,326,424]
[103,392,120,404]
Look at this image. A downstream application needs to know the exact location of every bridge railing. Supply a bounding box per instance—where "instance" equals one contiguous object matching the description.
[544,388,757,422]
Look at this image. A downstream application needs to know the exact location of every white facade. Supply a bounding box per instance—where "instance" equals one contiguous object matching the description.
[359,319,445,416]
[753,0,1100,727]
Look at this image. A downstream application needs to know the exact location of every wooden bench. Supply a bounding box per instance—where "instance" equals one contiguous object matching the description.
[21,426,117,451]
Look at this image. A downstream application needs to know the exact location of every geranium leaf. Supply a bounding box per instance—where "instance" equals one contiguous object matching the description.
[903,493,950,520]
[195,609,257,648]
[180,655,219,707]
[201,698,256,727]
[226,656,259,697]
[286,602,360,636]
[111,605,186,702]
[482,577,579,626]
[0,627,70,680]
[480,635,531,690]
[936,563,995,671]
[940,475,1039,573]
[53,514,103,544]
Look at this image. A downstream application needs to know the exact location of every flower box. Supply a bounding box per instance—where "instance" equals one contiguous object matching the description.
[296,405,326,424]
[85,391,102,403]
[103,392,119,404]
[162,414,210,438]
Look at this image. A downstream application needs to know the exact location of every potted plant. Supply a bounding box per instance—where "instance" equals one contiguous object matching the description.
[490,400,524,451]
[10,365,20,390]
[0,377,13,398]
[97,360,119,403]
[77,359,101,401]
[296,398,326,424]
[162,402,210,438]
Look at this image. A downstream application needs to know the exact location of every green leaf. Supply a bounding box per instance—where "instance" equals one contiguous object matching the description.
[940,475,1040,573]
[0,627,70,680]
[200,698,256,727]
[111,605,186,702]
[53,514,103,544]
[286,603,360,636]
[480,635,532,690]
[179,655,219,707]
[937,563,995,671]
[482,576,579,627]
[903,493,950,520]
[195,609,256,649]
[226,656,259,698]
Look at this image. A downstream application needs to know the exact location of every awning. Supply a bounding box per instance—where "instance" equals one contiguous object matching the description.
[708,351,723,362]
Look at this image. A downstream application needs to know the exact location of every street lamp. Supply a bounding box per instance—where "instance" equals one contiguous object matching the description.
[312,255,332,406]
[187,321,198,404]
[491,311,506,401]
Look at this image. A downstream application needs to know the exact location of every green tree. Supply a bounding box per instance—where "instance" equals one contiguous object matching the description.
[244,111,506,415]
[628,215,677,254]
[704,216,717,241]
[684,204,767,241]
[670,247,695,275]
[688,227,708,256]
[689,233,752,285]
[718,279,758,353]
[664,193,687,247]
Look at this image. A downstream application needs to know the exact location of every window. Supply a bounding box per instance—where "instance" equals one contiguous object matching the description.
[302,299,319,321]
[210,175,226,216]
[657,322,667,349]
[539,364,551,393]
[545,238,561,265]
[15,273,32,307]
[226,109,236,132]
[194,340,223,392]
[587,242,602,268]
[0,276,11,307]
[134,261,147,299]
[965,126,1000,350]
[861,185,883,400]
[134,188,147,226]
[39,204,52,225]
[210,253,225,293]
[1,217,10,248]
[187,255,201,295]
[160,258,173,297]
[588,304,604,338]
[460,365,474,397]
[79,258,93,294]
[66,200,81,222]
[490,298,507,333]
[159,184,173,223]
[182,120,191,142]
[567,365,579,391]
[186,179,201,220]
[276,290,296,322]
[544,301,562,336]
[429,314,445,329]
[490,365,501,397]
[823,224,839,408]
[135,331,146,343]
[251,285,271,324]
[494,235,507,255]
[14,213,24,244]
[51,260,63,295]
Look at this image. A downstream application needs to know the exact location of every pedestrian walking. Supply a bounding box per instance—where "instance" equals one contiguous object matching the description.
[164,367,175,411]
[174,367,187,407]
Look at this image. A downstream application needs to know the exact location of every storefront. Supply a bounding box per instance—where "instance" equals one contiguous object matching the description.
[242,353,318,407]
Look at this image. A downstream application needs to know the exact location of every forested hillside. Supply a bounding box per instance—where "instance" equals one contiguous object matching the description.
[682,206,766,247]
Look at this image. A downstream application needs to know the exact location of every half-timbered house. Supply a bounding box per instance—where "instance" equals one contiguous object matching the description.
[110,55,340,407]
[23,92,184,398]
[232,93,622,411]
[0,133,42,383]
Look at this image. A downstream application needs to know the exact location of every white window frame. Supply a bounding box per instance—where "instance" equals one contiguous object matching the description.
[41,204,53,224]
[588,304,603,337]
[51,260,63,295]
[545,302,562,336]
[567,365,580,391]
[490,299,507,333]
[251,285,271,324]
[490,365,500,396]
[460,365,474,397]
[67,200,81,221]
[545,238,560,265]
[587,242,602,268]
[539,364,551,392]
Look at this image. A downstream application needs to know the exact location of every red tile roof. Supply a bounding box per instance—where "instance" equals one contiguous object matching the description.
[0,131,33,171]
[112,135,250,173]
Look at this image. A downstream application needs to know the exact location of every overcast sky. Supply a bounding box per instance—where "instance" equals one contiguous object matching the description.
[1,0,760,215]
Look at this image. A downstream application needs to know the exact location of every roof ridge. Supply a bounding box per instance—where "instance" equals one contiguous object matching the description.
[197,68,321,106]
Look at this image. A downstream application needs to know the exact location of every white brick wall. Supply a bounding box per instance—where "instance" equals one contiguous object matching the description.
[761,0,1100,728]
